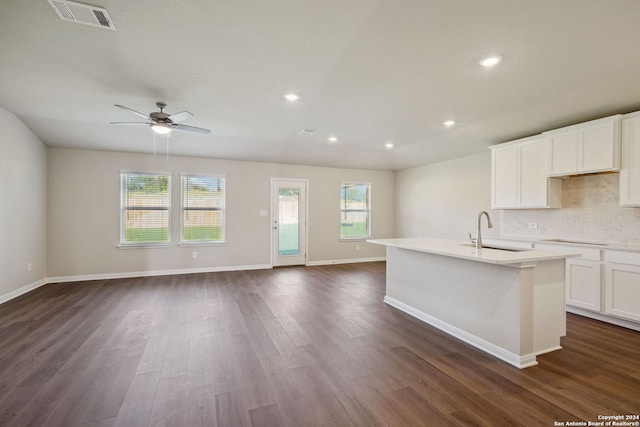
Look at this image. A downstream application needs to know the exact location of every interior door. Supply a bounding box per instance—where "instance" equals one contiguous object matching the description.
[271,179,307,266]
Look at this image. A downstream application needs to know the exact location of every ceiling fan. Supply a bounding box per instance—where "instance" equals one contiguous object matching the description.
[110,102,211,135]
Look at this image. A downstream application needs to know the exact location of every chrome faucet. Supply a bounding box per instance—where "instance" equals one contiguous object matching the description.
[476,211,493,250]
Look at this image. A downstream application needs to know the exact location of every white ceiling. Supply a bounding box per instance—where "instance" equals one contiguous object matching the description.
[2,0,640,171]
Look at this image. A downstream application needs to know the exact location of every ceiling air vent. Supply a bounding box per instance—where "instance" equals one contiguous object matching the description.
[47,0,116,30]
[298,129,317,136]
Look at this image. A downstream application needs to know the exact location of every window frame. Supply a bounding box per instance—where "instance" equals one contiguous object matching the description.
[180,174,226,246]
[119,171,172,248]
[339,182,371,241]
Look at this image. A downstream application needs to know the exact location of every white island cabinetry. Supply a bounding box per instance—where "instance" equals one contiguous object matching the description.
[368,238,579,369]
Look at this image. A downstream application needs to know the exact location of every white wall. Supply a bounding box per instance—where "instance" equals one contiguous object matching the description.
[0,107,48,301]
[47,148,395,278]
[395,151,501,240]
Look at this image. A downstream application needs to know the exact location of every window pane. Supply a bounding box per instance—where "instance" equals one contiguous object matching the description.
[182,175,225,242]
[183,210,223,241]
[278,188,299,255]
[340,211,369,238]
[341,184,368,210]
[183,176,224,209]
[124,174,170,208]
[122,173,170,244]
[123,210,169,243]
[340,183,370,238]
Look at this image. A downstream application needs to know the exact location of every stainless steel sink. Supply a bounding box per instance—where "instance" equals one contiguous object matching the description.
[459,243,526,252]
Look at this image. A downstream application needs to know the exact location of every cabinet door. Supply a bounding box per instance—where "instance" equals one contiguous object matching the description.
[565,259,601,312]
[491,145,519,208]
[620,116,640,206]
[548,131,577,176]
[520,139,549,207]
[579,121,619,172]
[605,263,640,322]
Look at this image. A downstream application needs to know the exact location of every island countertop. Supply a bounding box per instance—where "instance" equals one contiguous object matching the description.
[367,237,581,266]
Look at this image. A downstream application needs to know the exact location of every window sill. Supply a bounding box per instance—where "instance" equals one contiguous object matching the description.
[179,241,227,247]
[339,237,370,242]
[117,243,173,249]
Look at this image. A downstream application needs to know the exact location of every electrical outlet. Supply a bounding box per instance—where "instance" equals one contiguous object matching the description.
[192,251,198,259]
[27,262,32,272]
[355,244,361,251]
[528,223,538,229]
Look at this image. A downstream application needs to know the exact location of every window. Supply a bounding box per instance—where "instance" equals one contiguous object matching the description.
[181,175,225,243]
[121,172,171,245]
[340,183,370,239]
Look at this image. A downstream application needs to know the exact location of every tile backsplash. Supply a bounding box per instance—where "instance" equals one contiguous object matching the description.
[501,173,640,245]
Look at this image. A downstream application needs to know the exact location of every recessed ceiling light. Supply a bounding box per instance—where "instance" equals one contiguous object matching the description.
[479,56,502,67]
[443,120,456,127]
[385,142,394,149]
[328,136,338,143]
[284,93,300,101]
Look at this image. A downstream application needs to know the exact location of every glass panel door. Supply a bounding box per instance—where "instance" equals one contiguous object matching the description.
[272,179,306,266]
[278,188,300,255]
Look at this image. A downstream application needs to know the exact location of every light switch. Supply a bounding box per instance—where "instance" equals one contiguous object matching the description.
[259,210,268,217]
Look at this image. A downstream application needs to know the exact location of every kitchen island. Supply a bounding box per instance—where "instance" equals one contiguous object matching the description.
[367,238,580,368]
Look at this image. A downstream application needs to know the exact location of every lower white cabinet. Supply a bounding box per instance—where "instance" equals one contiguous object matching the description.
[528,242,640,329]
[604,253,640,322]
[566,258,602,312]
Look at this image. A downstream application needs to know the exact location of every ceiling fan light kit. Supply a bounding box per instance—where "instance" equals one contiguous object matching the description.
[151,124,172,135]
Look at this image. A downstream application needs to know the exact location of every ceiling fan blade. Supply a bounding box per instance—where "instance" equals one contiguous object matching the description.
[114,104,150,119]
[110,121,152,125]
[173,124,211,134]
[168,111,193,123]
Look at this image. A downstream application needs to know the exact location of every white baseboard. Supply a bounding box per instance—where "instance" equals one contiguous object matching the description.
[1,260,384,306]
[566,306,640,332]
[383,295,538,369]
[534,345,563,356]
[47,264,273,284]
[306,256,386,266]
[0,278,49,305]
[0,264,273,305]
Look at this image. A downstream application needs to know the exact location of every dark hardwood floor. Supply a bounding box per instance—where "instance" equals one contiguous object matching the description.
[0,262,638,426]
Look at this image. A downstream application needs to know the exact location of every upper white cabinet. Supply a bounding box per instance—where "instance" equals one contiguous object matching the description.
[491,143,518,208]
[547,130,577,175]
[620,114,640,206]
[546,115,622,176]
[491,136,562,209]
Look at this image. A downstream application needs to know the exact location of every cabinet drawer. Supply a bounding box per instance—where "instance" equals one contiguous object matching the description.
[604,250,640,266]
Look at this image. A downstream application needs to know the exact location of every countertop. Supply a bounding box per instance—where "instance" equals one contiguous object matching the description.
[485,237,640,253]
[367,237,581,266]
